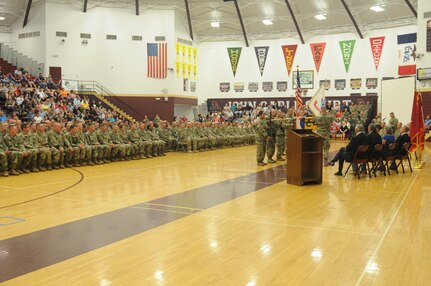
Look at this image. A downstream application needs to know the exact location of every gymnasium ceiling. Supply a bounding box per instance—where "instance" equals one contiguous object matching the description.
[0,0,419,42]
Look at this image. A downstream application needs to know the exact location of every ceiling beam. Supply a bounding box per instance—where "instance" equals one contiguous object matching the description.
[22,0,32,28]
[340,0,363,39]
[232,0,249,47]
[184,0,194,41]
[283,0,304,44]
[83,0,88,13]
[404,0,417,18]
[135,0,139,15]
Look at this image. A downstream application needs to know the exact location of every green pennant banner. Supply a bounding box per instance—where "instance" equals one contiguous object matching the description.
[339,40,356,73]
[227,47,242,77]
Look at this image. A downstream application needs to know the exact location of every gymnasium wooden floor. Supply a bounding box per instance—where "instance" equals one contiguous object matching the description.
[0,142,430,285]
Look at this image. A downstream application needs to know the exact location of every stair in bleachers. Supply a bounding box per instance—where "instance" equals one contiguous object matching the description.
[0,58,18,74]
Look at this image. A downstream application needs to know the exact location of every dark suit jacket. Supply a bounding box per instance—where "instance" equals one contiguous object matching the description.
[395,133,411,154]
[344,132,370,161]
[367,131,383,158]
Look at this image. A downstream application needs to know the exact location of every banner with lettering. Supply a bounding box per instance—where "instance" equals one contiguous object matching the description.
[193,65,197,80]
[339,40,356,73]
[176,43,181,61]
[397,33,417,75]
[176,61,180,78]
[310,42,326,72]
[182,45,186,61]
[227,47,242,77]
[193,48,197,64]
[182,62,187,78]
[369,36,385,70]
[281,45,298,76]
[254,46,270,76]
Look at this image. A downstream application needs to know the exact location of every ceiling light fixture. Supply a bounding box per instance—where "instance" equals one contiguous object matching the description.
[370,5,385,12]
[211,22,220,28]
[0,17,5,21]
[262,19,273,26]
[314,14,327,20]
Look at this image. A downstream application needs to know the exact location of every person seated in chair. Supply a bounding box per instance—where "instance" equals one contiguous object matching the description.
[390,125,411,170]
[367,124,382,159]
[328,124,370,176]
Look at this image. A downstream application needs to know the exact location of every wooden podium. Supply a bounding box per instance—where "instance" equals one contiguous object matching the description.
[286,129,323,186]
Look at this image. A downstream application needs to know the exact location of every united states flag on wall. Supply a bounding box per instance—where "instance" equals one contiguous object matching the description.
[147,43,167,78]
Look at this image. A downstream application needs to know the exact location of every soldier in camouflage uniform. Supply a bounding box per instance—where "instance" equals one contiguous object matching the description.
[18,123,38,172]
[314,107,335,165]
[47,122,65,169]
[21,123,44,171]
[71,123,93,166]
[3,124,25,175]
[255,112,269,166]
[0,133,9,176]
[109,124,128,161]
[266,110,277,163]
[35,123,52,171]
[147,122,166,156]
[274,111,286,161]
[62,123,80,167]
[127,123,145,159]
[96,123,113,162]
[138,123,154,158]
[389,112,399,130]
[86,123,104,164]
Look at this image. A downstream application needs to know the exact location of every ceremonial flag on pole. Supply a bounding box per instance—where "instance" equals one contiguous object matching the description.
[409,92,425,152]
[147,43,167,79]
[295,68,303,109]
[308,84,326,116]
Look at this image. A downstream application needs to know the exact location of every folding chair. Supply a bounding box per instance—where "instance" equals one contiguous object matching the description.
[382,143,398,175]
[395,142,413,173]
[368,144,386,177]
[344,145,371,179]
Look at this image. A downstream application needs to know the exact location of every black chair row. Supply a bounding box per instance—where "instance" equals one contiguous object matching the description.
[344,142,413,179]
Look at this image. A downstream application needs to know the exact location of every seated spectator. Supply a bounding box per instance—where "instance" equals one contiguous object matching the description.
[367,124,382,158]
[381,126,395,159]
[394,122,402,138]
[425,115,431,131]
[340,120,350,140]
[0,111,7,122]
[328,124,370,175]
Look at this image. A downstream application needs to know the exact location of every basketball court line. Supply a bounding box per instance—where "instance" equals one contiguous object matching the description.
[0,165,286,283]
[354,152,428,286]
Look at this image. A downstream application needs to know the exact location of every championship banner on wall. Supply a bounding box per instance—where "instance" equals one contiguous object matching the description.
[188,46,192,62]
[263,82,273,92]
[281,45,298,76]
[176,62,181,78]
[366,78,378,89]
[188,64,193,79]
[319,80,330,90]
[234,82,245,92]
[220,82,230,92]
[182,62,187,78]
[182,45,186,61]
[249,82,259,92]
[277,81,287,92]
[369,36,385,70]
[339,40,356,73]
[398,33,417,75]
[350,78,362,89]
[335,79,346,90]
[310,42,326,72]
[193,48,197,64]
[254,46,270,76]
[193,65,197,80]
[227,47,242,77]
[176,43,181,61]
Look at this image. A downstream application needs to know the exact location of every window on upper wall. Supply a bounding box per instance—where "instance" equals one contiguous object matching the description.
[132,35,143,41]
[106,34,117,40]
[80,33,91,39]
[56,31,67,37]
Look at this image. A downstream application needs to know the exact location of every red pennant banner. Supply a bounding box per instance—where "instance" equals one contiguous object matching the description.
[310,42,326,72]
[282,45,298,76]
[369,36,385,70]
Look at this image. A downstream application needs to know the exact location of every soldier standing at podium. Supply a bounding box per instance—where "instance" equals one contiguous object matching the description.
[314,107,334,165]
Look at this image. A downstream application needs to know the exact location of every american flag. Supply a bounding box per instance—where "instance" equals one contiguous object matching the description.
[147,43,167,78]
[295,69,303,108]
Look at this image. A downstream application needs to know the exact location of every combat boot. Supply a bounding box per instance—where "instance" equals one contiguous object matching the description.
[10,170,20,176]
[3,171,9,177]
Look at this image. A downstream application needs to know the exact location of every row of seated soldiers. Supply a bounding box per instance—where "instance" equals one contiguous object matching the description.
[0,120,256,176]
